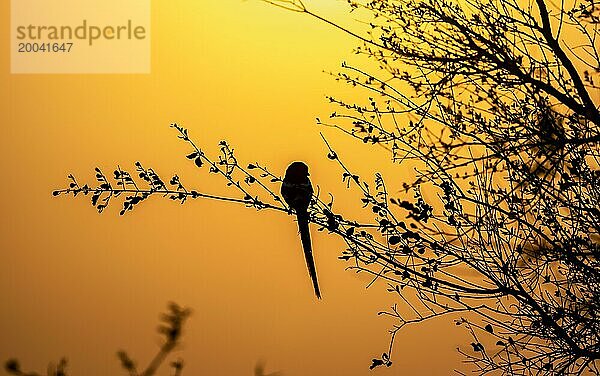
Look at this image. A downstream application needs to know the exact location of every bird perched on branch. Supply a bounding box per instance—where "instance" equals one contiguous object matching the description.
[281,161,321,299]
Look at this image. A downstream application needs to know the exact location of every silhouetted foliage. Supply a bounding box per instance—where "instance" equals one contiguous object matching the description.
[254,360,284,376]
[53,0,600,374]
[5,303,190,376]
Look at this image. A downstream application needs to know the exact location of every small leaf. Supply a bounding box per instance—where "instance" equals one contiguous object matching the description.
[117,350,135,371]
[389,235,401,245]
[5,359,20,373]
[369,358,384,370]
[194,157,203,168]
[485,324,493,333]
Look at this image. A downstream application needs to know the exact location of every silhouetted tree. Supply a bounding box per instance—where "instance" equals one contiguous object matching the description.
[5,303,190,376]
[53,0,600,374]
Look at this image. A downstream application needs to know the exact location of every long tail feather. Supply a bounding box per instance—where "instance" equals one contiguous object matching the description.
[297,210,321,299]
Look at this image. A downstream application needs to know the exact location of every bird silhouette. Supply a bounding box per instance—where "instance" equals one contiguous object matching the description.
[281,161,321,299]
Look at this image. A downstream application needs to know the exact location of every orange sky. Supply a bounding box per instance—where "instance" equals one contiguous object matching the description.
[0,1,469,375]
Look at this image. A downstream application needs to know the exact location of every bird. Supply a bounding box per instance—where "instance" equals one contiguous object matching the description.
[281,161,321,299]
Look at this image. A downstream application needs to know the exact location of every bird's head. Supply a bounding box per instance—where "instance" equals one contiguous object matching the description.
[284,161,310,182]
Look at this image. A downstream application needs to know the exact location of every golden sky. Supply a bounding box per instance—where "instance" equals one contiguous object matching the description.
[0,1,468,375]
